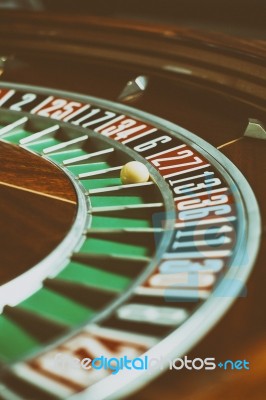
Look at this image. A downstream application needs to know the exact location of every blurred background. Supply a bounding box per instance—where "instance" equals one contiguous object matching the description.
[0,0,265,38]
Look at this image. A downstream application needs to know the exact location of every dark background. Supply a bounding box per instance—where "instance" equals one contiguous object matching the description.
[0,0,265,37]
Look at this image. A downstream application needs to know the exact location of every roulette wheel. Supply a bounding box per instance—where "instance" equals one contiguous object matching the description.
[0,2,265,399]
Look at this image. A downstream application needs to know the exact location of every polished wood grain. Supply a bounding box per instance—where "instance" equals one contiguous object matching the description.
[0,11,265,113]
[0,142,77,284]
[0,142,77,202]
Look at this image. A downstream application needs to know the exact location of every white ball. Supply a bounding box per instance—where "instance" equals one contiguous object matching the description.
[120,161,150,184]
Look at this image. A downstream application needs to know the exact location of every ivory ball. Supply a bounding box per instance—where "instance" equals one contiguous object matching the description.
[120,161,150,184]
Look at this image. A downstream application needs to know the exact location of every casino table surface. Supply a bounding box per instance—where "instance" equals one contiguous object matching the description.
[0,3,265,400]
